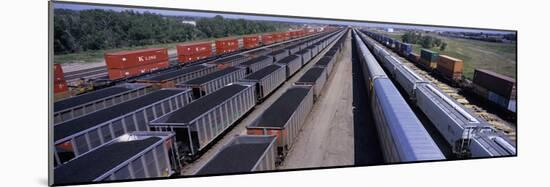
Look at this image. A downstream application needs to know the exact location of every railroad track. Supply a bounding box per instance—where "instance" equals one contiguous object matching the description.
[370,38,516,141]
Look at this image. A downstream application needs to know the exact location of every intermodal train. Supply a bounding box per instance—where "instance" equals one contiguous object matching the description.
[360,30,517,115]
[355,29,516,158]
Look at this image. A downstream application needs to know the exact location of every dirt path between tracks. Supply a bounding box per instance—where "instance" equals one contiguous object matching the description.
[279,33,354,169]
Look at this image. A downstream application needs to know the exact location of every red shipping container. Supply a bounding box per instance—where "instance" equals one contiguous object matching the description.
[261,34,275,45]
[54,81,68,93]
[178,52,211,64]
[283,32,291,40]
[243,35,260,49]
[215,39,239,55]
[274,33,284,42]
[108,60,169,80]
[176,42,212,57]
[105,48,169,69]
[53,64,65,82]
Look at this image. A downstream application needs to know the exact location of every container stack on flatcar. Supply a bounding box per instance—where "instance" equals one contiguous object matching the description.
[105,48,170,80]
[419,49,439,70]
[436,55,464,81]
[54,64,70,100]
[357,29,516,158]
[243,35,261,49]
[215,38,239,55]
[176,42,213,64]
[472,69,517,113]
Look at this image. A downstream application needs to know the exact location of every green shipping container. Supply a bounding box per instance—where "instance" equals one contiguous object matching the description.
[420,49,439,62]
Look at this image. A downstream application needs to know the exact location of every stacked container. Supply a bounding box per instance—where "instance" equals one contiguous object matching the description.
[176,42,213,64]
[243,35,261,49]
[105,48,169,80]
[53,64,69,100]
[261,34,275,45]
[472,69,517,112]
[436,55,464,81]
[215,38,239,55]
[419,49,439,70]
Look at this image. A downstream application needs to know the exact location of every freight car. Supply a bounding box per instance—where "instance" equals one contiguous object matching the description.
[176,42,213,64]
[53,88,192,166]
[136,64,219,89]
[275,55,302,78]
[240,64,286,102]
[238,56,274,74]
[472,69,516,113]
[53,64,70,100]
[105,48,170,80]
[268,49,290,62]
[436,55,464,82]
[215,38,240,55]
[177,67,247,99]
[246,85,314,158]
[295,67,327,99]
[149,82,257,160]
[212,54,252,69]
[54,83,154,124]
[295,49,312,66]
[353,30,445,162]
[195,135,277,175]
[243,35,261,49]
[54,132,177,185]
[357,29,516,158]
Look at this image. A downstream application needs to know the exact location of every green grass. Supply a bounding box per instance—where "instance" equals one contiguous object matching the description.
[374,30,517,80]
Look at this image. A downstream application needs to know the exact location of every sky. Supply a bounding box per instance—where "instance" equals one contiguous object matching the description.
[53,2,514,34]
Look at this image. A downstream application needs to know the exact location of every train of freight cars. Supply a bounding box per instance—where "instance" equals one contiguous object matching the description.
[360,30,516,115]
[355,29,516,158]
[53,27,334,100]
[52,29,346,185]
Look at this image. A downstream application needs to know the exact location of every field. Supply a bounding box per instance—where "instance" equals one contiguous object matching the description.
[381,31,516,79]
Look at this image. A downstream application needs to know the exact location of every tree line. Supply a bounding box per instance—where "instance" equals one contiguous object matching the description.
[401,31,447,51]
[54,9,291,55]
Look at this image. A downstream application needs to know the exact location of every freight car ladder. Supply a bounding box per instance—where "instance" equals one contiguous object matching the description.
[454,128,475,158]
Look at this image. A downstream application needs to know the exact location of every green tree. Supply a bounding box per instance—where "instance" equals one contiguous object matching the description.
[440,42,447,51]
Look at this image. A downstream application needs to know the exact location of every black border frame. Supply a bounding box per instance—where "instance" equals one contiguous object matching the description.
[48,1,518,186]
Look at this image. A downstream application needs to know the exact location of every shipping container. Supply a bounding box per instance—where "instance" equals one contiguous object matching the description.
[108,60,170,80]
[246,86,313,156]
[400,43,413,56]
[177,67,247,99]
[212,55,252,69]
[215,38,239,55]
[54,132,177,185]
[315,56,335,76]
[238,56,274,74]
[261,34,275,45]
[241,64,286,101]
[54,83,154,124]
[105,48,169,69]
[420,49,439,62]
[473,69,516,99]
[276,55,302,78]
[150,83,257,158]
[243,35,261,49]
[136,64,218,89]
[408,52,420,63]
[53,88,192,165]
[54,64,65,82]
[195,135,277,175]
[295,67,327,99]
[176,42,213,64]
[283,32,291,41]
[295,49,312,65]
[419,59,437,70]
[436,55,464,81]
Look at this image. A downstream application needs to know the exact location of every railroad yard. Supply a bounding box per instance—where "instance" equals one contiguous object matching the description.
[52,24,517,185]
